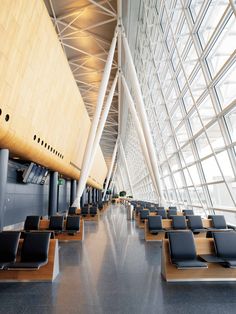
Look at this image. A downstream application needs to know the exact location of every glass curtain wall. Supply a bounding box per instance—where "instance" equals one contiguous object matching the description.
[123,0,236,221]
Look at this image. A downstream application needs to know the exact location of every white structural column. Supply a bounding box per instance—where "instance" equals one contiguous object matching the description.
[121,75,160,199]
[86,72,118,189]
[119,139,134,196]
[74,29,118,207]
[122,30,165,203]
[102,140,118,201]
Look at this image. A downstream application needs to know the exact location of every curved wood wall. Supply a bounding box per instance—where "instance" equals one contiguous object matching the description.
[0,0,108,189]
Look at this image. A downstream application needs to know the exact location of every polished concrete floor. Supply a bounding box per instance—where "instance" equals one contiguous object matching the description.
[1,204,236,313]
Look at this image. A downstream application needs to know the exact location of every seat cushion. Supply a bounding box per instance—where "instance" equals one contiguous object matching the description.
[7,260,48,269]
[174,259,208,269]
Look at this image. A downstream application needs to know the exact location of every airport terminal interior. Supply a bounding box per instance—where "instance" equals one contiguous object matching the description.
[0,0,236,313]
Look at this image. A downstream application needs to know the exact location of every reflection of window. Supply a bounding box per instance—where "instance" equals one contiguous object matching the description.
[215,61,236,109]
[225,107,236,142]
[207,13,236,77]
[198,0,229,48]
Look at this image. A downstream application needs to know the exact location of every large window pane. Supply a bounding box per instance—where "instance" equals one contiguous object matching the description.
[207,13,236,77]
[215,61,236,109]
[202,156,222,182]
[225,107,236,142]
[208,183,235,208]
[198,0,229,48]
[196,132,212,158]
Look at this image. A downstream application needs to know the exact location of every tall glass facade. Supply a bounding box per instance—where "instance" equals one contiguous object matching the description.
[120,0,236,222]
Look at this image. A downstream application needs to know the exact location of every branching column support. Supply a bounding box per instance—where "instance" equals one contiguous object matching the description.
[73,29,118,207]
[119,139,134,196]
[102,140,118,201]
[121,75,160,199]
[122,30,165,203]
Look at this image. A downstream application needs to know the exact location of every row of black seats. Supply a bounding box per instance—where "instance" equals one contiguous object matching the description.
[148,215,232,235]
[168,230,236,269]
[0,231,50,270]
[25,215,80,234]
[68,203,103,216]
[139,208,194,220]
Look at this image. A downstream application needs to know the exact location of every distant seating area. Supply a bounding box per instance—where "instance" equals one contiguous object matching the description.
[144,213,233,241]
[0,231,59,282]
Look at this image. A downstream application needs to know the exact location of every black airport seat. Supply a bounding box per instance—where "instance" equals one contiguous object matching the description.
[172,216,187,230]
[148,216,165,235]
[90,206,97,216]
[135,206,144,213]
[157,209,167,219]
[168,231,207,269]
[140,210,149,222]
[200,231,236,267]
[24,216,40,231]
[187,216,206,234]
[149,207,157,213]
[211,215,228,229]
[98,203,103,210]
[49,216,64,232]
[81,205,89,216]
[207,215,232,237]
[68,207,77,215]
[66,216,80,234]
[182,209,194,216]
[168,208,177,219]
[0,231,20,269]
[213,231,236,268]
[7,232,51,269]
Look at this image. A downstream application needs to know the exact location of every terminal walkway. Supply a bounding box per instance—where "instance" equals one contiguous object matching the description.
[0,205,236,313]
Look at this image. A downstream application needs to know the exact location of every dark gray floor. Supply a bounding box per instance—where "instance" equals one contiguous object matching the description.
[1,204,236,313]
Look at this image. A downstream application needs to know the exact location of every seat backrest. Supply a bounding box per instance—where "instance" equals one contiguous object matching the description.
[21,232,50,262]
[68,207,77,215]
[213,231,236,258]
[81,206,89,214]
[49,216,64,231]
[183,209,194,216]
[90,206,97,214]
[148,216,162,230]
[172,216,187,229]
[169,206,177,211]
[136,206,144,213]
[168,209,177,218]
[24,216,40,231]
[157,206,165,210]
[187,216,203,230]
[157,209,167,219]
[0,231,20,262]
[140,210,149,219]
[168,231,197,261]
[211,215,227,229]
[66,216,80,231]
